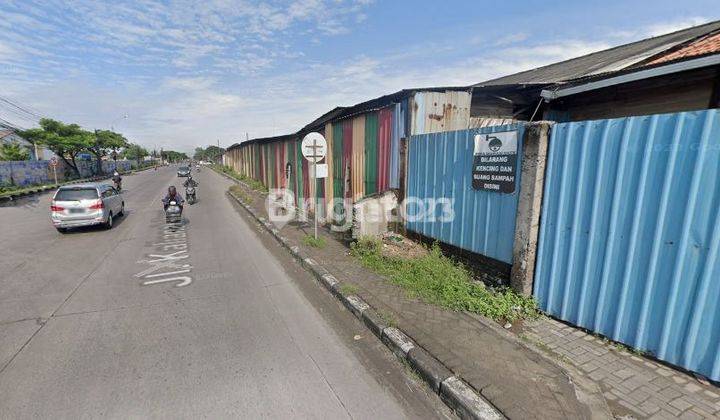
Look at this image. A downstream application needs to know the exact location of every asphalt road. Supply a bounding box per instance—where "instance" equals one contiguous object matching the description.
[0,167,449,419]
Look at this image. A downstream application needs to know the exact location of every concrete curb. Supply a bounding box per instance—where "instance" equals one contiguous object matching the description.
[0,165,156,202]
[222,180,505,420]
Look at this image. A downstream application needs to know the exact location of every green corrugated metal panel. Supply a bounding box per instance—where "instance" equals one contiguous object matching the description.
[332,123,344,200]
[364,113,378,195]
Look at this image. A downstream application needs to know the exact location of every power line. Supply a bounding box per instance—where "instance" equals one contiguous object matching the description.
[0,117,27,131]
[0,96,45,120]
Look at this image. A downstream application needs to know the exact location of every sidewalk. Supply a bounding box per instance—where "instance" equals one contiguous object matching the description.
[223,179,603,419]
[523,318,720,419]
[223,174,719,419]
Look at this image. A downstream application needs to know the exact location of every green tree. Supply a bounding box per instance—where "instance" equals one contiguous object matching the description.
[122,143,149,161]
[91,130,129,174]
[204,145,224,163]
[0,142,30,161]
[162,150,188,163]
[193,147,207,161]
[20,119,93,177]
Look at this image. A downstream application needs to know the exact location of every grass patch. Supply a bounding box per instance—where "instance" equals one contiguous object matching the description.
[339,283,359,296]
[350,236,538,322]
[211,164,268,192]
[302,235,326,249]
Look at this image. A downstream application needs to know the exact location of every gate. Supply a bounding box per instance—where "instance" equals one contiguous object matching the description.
[534,109,720,380]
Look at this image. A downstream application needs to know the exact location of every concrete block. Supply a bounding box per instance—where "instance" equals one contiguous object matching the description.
[341,295,370,318]
[361,310,387,338]
[381,327,415,358]
[407,347,453,393]
[440,376,504,420]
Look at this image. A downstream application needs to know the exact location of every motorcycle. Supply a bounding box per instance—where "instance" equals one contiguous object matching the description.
[186,186,196,205]
[165,200,182,223]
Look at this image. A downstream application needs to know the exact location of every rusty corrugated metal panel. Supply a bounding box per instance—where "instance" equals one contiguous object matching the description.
[378,107,392,191]
[411,91,471,135]
[535,109,720,381]
[351,115,365,201]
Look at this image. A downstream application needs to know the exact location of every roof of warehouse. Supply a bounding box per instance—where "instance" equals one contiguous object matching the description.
[226,85,472,150]
[474,20,720,87]
[647,30,720,65]
[300,86,470,132]
[225,133,297,150]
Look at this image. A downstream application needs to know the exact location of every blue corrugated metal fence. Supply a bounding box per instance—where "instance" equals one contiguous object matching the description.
[406,124,524,264]
[534,109,720,381]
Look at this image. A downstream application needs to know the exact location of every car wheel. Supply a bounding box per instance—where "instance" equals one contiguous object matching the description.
[56,227,67,234]
[118,203,125,217]
[105,212,113,229]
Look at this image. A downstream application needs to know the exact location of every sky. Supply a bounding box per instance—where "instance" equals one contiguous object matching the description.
[1,0,719,153]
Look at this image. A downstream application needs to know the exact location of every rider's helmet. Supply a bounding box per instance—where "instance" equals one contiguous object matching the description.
[113,171,119,176]
[168,186,177,197]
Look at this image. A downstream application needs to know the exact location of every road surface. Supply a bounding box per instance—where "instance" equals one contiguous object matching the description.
[0,166,449,419]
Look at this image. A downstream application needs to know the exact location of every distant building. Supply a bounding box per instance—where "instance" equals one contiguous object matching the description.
[0,128,55,160]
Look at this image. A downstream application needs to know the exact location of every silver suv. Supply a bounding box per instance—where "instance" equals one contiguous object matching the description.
[51,183,125,233]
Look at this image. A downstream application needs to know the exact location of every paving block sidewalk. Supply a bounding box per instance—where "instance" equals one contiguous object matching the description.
[225,181,605,419]
[523,318,720,419]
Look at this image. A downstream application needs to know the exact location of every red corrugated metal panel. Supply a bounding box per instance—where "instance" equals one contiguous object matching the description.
[302,152,310,211]
[378,107,393,191]
[324,123,334,223]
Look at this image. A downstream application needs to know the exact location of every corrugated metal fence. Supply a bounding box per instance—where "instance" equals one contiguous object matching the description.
[534,109,720,381]
[406,124,524,264]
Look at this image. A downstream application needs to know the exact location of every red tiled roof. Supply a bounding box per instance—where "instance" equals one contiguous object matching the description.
[648,31,720,65]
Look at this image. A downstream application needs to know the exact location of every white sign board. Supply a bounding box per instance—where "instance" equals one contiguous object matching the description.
[310,163,328,179]
[301,132,327,163]
[472,130,518,193]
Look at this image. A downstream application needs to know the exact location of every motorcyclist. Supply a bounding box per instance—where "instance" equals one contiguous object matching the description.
[162,186,184,210]
[183,176,198,188]
[112,171,122,189]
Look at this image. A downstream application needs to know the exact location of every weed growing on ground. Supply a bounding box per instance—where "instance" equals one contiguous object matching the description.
[377,310,397,328]
[350,236,538,322]
[339,283,359,296]
[212,164,268,192]
[302,235,326,249]
[229,185,251,203]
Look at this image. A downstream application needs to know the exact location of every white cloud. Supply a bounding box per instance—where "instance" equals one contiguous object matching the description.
[0,4,716,154]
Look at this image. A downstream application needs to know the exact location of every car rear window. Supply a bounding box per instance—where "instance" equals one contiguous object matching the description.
[55,188,98,201]
[179,167,189,171]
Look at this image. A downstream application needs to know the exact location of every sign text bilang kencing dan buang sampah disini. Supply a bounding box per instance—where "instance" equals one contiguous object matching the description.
[471,130,518,193]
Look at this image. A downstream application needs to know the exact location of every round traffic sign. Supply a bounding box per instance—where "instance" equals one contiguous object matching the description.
[301,132,327,163]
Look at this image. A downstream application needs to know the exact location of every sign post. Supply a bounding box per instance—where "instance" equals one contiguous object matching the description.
[301,132,327,240]
[49,157,58,185]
